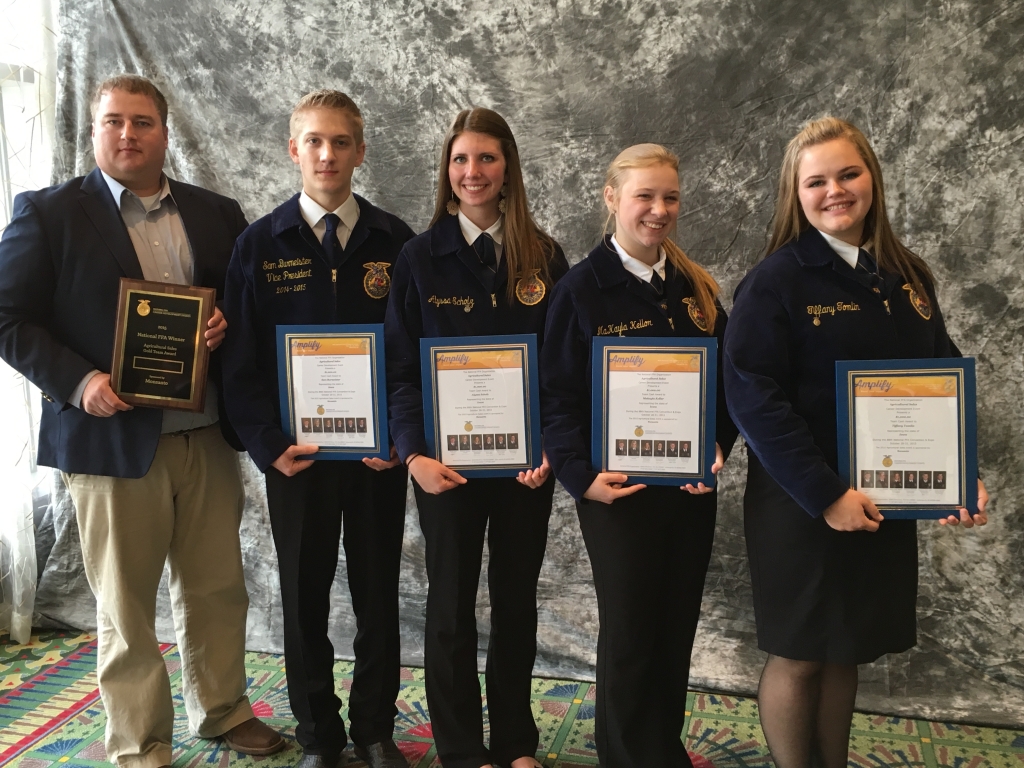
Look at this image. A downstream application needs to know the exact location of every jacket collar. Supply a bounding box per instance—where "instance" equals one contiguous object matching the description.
[587,235,633,289]
[78,168,144,280]
[429,213,469,257]
[270,192,393,239]
[790,226,842,267]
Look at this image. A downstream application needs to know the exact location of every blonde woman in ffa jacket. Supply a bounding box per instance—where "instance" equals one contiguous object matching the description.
[384,108,568,768]
[723,117,989,768]
[540,144,738,768]
[223,92,414,768]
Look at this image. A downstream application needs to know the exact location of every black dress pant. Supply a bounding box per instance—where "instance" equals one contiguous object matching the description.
[415,475,554,768]
[577,485,718,768]
[265,460,408,758]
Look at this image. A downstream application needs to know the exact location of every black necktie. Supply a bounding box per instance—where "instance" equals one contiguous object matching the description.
[648,268,665,298]
[473,233,497,272]
[322,213,342,267]
[856,249,876,273]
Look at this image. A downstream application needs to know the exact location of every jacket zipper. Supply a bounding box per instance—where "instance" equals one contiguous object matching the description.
[491,293,497,308]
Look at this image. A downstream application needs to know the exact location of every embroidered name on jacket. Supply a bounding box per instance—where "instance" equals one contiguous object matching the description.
[429,295,475,312]
[596,318,655,336]
[807,301,860,325]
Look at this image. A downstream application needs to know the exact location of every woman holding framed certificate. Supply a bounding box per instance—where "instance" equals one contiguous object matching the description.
[384,108,568,768]
[723,117,989,768]
[539,144,738,767]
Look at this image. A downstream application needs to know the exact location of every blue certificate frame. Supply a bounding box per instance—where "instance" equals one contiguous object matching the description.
[277,324,390,461]
[420,334,541,478]
[591,337,718,487]
[836,358,978,519]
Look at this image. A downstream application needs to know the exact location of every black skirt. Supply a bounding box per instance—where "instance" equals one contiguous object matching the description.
[744,451,918,664]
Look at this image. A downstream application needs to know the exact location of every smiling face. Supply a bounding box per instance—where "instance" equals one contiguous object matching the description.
[796,138,874,247]
[91,88,168,195]
[289,107,366,211]
[449,131,507,229]
[605,163,680,265]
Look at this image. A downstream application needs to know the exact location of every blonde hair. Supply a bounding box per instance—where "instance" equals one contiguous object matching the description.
[429,108,557,301]
[290,90,364,145]
[604,143,720,329]
[767,116,934,301]
[91,74,168,126]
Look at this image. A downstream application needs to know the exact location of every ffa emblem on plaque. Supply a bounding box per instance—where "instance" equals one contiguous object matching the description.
[464,422,473,432]
[316,405,325,415]
[515,270,546,306]
[682,297,709,332]
[882,455,893,467]
[362,262,391,299]
[634,426,644,437]
[903,285,932,320]
[136,299,151,317]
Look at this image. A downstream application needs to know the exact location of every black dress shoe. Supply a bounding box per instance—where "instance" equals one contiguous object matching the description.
[353,740,408,768]
[295,753,343,768]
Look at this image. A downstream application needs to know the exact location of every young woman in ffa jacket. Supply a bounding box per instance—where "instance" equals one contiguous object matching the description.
[540,144,738,768]
[723,117,989,768]
[384,108,568,768]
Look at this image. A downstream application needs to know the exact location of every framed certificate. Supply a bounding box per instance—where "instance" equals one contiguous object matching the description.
[836,358,978,519]
[591,338,718,486]
[110,278,215,412]
[276,324,390,460]
[420,334,540,478]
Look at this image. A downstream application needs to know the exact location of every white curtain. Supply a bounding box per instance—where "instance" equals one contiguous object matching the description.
[0,0,58,643]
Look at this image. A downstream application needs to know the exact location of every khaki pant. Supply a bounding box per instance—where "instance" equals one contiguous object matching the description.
[65,425,253,768]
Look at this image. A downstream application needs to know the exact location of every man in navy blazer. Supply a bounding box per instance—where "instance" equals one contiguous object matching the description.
[0,74,281,768]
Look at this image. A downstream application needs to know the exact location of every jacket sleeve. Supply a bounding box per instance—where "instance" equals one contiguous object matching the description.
[723,268,848,517]
[712,300,739,461]
[0,193,95,407]
[540,282,597,501]
[384,246,428,462]
[221,236,293,471]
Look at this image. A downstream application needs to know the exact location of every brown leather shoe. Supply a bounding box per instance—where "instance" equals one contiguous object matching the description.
[222,717,286,755]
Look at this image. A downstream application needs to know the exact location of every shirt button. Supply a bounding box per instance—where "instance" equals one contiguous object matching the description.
[660,303,667,310]
[154,241,160,246]
[164,272,170,278]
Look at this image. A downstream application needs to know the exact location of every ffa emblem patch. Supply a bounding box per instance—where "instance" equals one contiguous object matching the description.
[136,299,151,317]
[515,270,546,306]
[682,297,709,332]
[362,262,391,299]
[903,285,932,320]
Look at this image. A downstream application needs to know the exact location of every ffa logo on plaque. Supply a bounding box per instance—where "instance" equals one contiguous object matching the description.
[515,270,546,306]
[903,285,932,320]
[682,297,709,332]
[464,421,473,432]
[882,455,893,467]
[362,262,391,299]
[316,405,325,415]
[136,299,151,317]
[634,426,644,437]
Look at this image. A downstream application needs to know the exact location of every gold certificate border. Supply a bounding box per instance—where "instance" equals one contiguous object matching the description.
[600,345,708,478]
[283,332,383,455]
[846,367,967,510]
[427,342,534,471]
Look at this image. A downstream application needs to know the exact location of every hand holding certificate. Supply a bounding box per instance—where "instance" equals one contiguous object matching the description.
[836,358,979,519]
[591,338,718,486]
[277,325,390,460]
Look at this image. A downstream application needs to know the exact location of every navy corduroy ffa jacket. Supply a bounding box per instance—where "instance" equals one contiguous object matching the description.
[722,227,956,518]
[540,236,738,502]
[222,193,414,471]
[384,214,569,463]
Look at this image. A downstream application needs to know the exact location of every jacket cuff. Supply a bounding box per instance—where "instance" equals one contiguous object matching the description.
[801,471,851,518]
[557,459,598,503]
[395,432,429,465]
[251,430,295,473]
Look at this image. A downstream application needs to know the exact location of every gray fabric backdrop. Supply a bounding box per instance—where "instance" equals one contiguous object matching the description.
[36,0,1024,726]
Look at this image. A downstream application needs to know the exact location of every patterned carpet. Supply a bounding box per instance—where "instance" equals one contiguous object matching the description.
[2,631,1023,768]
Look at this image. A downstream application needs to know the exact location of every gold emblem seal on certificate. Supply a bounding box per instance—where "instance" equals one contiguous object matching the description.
[903,285,932,320]
[682,297,709,332]
[136,299,151,317]
[634,426,644,437]
[464,421,473,432]
[515,270,546,306]
[316,405,325,415]
[882,455,893,467]
[362,262,391,299]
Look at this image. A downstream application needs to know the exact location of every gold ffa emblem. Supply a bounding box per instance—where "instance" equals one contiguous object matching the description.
[464,422,473,432]
[136,299,151,317]
[362,262,391,299]
[316,405,325,415]
[515,270,546,306]
[634,426,644,437]
[882,456,893,467]
[682,297,709,332]
[903,285,932,320]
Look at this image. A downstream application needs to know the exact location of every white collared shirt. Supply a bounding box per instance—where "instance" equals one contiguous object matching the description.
[458,211,505,263]
[299,191,360,249]
[611,234,666,283]
[818,230,861,269]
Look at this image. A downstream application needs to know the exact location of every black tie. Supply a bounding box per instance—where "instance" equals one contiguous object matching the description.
[322,213,342,268]
[473,233,497,272]
[649,268,665,298]
[856,249,876,273]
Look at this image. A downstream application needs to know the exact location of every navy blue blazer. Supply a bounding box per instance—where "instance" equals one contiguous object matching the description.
[540,236,738,501]
[0,167,247,478]
[222,193,414,471]
[723,227,956,518]
[384,214,569,463]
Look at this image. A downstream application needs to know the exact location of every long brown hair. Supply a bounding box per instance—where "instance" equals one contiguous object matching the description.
[767,116,934,301]
[604,143,720,329]
[430,108,556,301]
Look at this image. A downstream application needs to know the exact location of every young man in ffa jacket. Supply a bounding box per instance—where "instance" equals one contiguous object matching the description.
[0,74,282,768]
[222,91,414,768]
